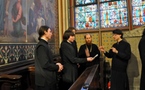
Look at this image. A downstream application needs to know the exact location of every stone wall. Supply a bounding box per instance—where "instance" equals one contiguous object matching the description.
[124,25,145,90]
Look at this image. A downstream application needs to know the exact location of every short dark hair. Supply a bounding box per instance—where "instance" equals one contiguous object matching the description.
[63,30,75,41]
[68,26,76,31]
[38,26,50,40]
[112,29,123,38]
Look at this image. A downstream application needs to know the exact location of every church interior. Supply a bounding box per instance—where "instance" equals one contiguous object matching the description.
[0,0,143,90]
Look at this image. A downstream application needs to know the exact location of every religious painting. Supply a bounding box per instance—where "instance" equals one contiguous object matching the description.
[0,0,58,43]
[0,0,27,43]
[0,0,58,65]
[26,0,57,43]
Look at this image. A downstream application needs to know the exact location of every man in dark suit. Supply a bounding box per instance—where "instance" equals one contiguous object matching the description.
[99,29,131,90]
[68,27,78,57]
[59,30,94,90]
[138,28,145,90]
[78,33,100,75]
[35,26,63,90]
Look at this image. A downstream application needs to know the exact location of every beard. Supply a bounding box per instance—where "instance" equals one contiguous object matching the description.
[86,41,92,45]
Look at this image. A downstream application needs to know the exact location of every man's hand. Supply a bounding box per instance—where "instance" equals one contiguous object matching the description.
[86,57,94,62]
[56,63,63,72]
[111,47,118,54]
[99,46,106,53]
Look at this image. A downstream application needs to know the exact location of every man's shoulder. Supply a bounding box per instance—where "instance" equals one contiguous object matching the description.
[121,40,130,45]
[92,43,98,47]
[80,44,86,47]
[73,40,77,44]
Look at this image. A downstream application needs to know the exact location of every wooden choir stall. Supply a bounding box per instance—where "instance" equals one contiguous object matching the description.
[0,60,34,90]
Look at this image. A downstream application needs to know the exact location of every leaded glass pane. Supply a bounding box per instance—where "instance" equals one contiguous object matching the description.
[75,4,99,30]
[132,0,145,25]
[100,0,128,28]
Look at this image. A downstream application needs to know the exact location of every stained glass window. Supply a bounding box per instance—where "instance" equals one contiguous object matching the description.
[75,4,99,30]
[100,0,110,2]
[74,0,99,30]
[132,0,145,25]
[100,0,128,28]
[75,0,96,5]
[74,0,129,30]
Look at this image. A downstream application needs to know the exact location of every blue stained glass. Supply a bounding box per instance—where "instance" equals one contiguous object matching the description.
[75,4,99,30]
[76,0,96,5]
[100,0,110,2]
[100,0,128,28]
[132,0,145,25]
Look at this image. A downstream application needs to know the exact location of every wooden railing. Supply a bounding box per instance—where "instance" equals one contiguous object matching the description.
[0,60,34,90]
[0,59,34,75]
[69,64,100,90]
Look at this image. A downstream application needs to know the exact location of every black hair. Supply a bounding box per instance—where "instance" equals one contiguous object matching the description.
[38,26,50,40]
[67,26,76,31]
[63,30,75,41]
[112,29,123,38]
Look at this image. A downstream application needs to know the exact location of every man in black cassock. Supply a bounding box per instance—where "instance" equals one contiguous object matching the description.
[59,30,94,90]
[35,26,63,90]
[99,29,131,90]
[68,27,78,57]
[138,28,145,90]
[78,33,100,75]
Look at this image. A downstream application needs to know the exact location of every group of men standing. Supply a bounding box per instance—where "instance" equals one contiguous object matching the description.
[34,25,145,90]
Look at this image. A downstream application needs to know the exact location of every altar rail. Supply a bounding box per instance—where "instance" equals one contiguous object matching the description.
[69,64,100,90]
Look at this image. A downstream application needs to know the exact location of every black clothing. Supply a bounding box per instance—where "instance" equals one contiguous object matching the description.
[138,36,145,90]
[78,44,100,75]
[35,39,59,90]
[105,40,131,90]
[60,40,87,90]
[111,70,129,90]
[35,82,56,90]
[72,40,78,57]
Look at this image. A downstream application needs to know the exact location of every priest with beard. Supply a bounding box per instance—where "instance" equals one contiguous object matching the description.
[78,33,100,75]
